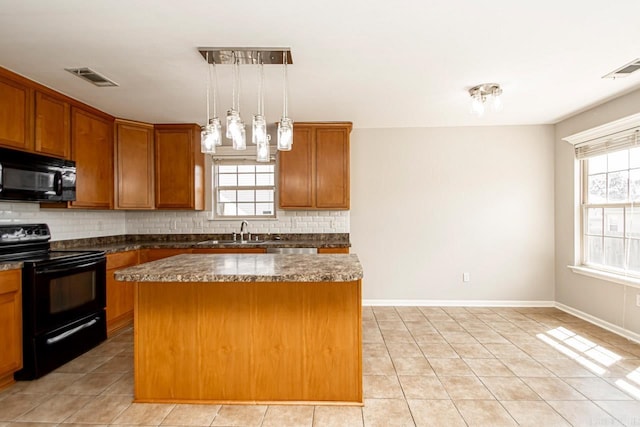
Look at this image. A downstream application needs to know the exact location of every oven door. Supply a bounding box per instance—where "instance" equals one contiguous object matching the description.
[33,256,106,334]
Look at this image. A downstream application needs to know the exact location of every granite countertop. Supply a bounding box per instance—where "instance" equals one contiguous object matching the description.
[114,253,363,283]
[0,261,23,271]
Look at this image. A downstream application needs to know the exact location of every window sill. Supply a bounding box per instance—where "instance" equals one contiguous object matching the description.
[568,265,640,289]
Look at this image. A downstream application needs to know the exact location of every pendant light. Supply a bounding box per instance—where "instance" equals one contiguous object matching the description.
[201,52,222,154]
[227,52,246,150]
[277,51,293,151]
[253,54,270,162]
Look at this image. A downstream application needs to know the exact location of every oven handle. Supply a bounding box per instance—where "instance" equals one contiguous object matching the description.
[36,261,100,275]
[46,317,99,345]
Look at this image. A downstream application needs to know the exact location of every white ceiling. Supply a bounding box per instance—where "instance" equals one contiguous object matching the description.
[1,0,640,129]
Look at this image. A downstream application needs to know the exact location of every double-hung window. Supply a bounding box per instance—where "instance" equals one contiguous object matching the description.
[578,130,640,278]
[212,159,276,219]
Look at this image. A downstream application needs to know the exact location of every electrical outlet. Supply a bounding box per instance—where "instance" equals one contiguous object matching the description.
[463,272,470,283]
[636,294,640,307]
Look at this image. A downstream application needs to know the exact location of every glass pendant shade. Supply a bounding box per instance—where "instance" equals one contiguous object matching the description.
[232,121,246,150]
[277,117,293,151]
[201,126,215,154]
[256,139,270,162]
[252,115,268,145]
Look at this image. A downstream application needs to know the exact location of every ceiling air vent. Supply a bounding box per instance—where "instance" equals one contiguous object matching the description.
[602,58,640,79]
[64,67,118,87]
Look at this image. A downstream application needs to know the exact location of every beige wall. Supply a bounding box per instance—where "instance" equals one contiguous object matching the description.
[350,125,555,303]
[555,88,640,336]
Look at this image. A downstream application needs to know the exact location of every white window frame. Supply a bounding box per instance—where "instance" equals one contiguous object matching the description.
[211,158,277,220]
[564,113,640,288]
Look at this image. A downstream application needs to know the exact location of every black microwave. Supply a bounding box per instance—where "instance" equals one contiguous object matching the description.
[0,147,76,202]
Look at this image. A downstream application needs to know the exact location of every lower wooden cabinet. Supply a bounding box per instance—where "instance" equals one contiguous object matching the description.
[0,269,22,390]
[317,247,349,254]
[106,251,138,335]
[191,248,267,254]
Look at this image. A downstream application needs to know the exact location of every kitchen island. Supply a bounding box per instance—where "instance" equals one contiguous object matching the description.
[114,253,363,405]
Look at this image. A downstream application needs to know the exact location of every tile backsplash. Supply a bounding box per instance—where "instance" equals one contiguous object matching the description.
[0,201,349,240]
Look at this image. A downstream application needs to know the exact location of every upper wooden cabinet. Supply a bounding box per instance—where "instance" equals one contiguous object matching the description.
[115,119,155,209]
[279,122,352,210]
[0,72,33,152]
[71,107,114,209]
[154,124,204,210]
[34,91,71,158]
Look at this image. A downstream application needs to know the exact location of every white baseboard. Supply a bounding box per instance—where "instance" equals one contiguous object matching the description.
[362,299,555,307]
[555,302,640,344]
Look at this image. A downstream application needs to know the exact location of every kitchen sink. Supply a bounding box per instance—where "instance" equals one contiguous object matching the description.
[196,239,266,245]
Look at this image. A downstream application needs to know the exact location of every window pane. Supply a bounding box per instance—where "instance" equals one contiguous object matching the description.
[587,174,606,203]
[256,173,274,186]
[238,173,256,186]
[219,165,237,173]
[627,209,640,239]
[607,171,628,202]
[237,203,255,216]
[586,208,603,235]
[588,155,607,175]
[256,189,274,202]
[604,237,625,268]
[219,190,236,202]
[628,239,640,273]
[238,165,255,173]
[631,147,640,169]
[256,165,274,173]
[222,203,237,216]
[586,236,604,265]
[631,169,640,202]
[608,150,629,172]
[219,174,237,186]
[256,203,274,216]
[604,208,624,237]
[237,190,255,202]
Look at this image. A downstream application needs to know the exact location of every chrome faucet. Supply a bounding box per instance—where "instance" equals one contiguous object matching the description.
[239,220,249,242]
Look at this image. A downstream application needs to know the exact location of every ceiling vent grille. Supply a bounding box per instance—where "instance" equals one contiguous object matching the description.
[64,67,118,87]
[602,58,640,79]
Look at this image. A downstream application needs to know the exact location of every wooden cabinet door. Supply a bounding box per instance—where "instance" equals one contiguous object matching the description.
[0,74,32,151]
[315,126,350,209]
[106,250,138,335]
[278,125,314,208]
[155,124,204,210]
[70,107,114,208]
[0,269,22,390]
[34,91,70,158]
[115,119,154,209]
[144,248,191,262]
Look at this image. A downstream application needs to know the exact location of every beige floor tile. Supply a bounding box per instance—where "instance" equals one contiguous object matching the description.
[479,376,541,400]
[439,376,494,400]
[418,343,459,359]
[471,331,510,344]
[381,330,416,343]
[262,405,314,427]
[4,423,59,427]
[372,307,401,321]
[363,342,390,358]
[524,377,587,400]
[362,398,414,427]
[391,357,435,376]
[403,320,436,333]
[396,307,426,321]
[564,377,634,400]
[55,354,112,374]
[501,400,570,426]
[501,358,553,377]
[64,394,132,424]
[450,342,494,358]
[484,343,529,359]
[112,402,175,425]
[537,357,597,377]
[61,372,124,395]
[160,403,221,426]
[407,399,465,427]
[312,406,363,427]
[386,342,423,359]
[428,358,473,376]
[89,340,131,357]
[93,354,133,373]
[362,328,385,343]
[102,374,134,396]
[439,331,475,344]
[594,400,640,426]
[548,400,624,426]
[412,331,448,344]
[363,375,404,398]
[18,373,85,395]
[454,400,517,426]
[377,320,409,332]
[211,405,267,426]
[431,321,465,332]
[16,394,93,423]
[0,393,50,421]
[464,358,514,377]
[398,375,449,399]
[363,356,396,375]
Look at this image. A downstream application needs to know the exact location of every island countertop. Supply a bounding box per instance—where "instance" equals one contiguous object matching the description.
[114,253,363,283]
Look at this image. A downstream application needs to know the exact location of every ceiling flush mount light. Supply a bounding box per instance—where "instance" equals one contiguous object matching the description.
[198,47,293,160]
[468,83,502,117]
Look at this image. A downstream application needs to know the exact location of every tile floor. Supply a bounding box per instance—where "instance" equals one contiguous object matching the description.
[1,306,639,426]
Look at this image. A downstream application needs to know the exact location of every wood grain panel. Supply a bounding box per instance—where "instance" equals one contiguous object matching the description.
[0,75,32,151]
[315,127,350,209]
[0,269,22,390]
[317,247,350,254]
[191,248,267,254]
[115,119,154,209]
[278,125,314,208]
[106,250,139,270]
[35,91,70,158]
[106,250,138,335]
[70,107,114,208]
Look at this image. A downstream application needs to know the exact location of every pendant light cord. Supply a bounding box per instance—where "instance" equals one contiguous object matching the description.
[205,52,211,123]
[211,61,218,119]
[282,51,288,117]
